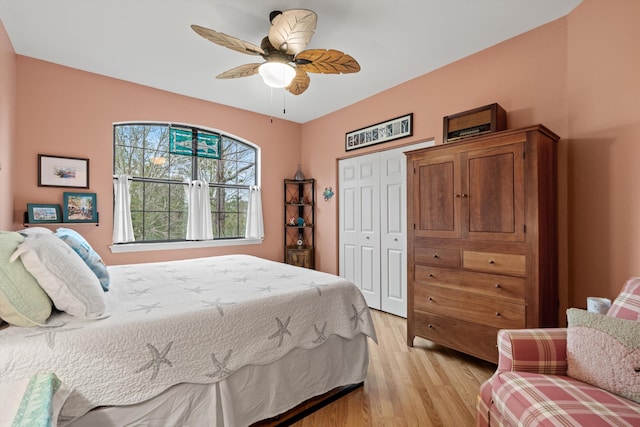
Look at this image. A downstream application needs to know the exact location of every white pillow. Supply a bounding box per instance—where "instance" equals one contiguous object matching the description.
[10,233,108,319]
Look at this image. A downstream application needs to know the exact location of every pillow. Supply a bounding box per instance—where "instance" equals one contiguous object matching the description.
[55,228,110,291]
[10,233,108,319]
[0,231,52,326]
[16,227,54,236]
[566,308,640,404]
[607,277,640,321]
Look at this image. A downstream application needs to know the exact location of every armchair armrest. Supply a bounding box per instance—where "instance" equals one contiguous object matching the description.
[496,328,568,375]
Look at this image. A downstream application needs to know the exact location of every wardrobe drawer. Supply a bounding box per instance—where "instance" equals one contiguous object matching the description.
[414,247,460,268]
[414,265,525,301]
[413,310,499,363]
[463,251,526,276]
[414,283,525,329]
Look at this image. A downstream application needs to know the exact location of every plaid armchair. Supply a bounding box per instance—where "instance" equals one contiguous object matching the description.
[477,327,640,426]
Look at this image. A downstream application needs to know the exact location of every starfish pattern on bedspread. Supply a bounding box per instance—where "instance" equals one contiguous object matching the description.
[202,298,235,316]
[135,342,173,381]
[130,303,162,313]
[233,276,249,283]
[255,285,274,293]
[184,286,213,294]
[173,275,194,282]
[350,304,368,330]
[305,281,326,296]
[128,288,151,296]
[275,273,294,280]
[268,316,292,347]
[313,322,327,344]
[206,349,233,379]
[27,326,82,349]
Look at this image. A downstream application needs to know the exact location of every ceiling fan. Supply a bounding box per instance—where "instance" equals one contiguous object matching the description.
[191,9,360,95]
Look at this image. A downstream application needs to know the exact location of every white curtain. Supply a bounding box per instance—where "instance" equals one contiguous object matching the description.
[185,180,213,240]
[112,175,135,243]
[245,186,264,239]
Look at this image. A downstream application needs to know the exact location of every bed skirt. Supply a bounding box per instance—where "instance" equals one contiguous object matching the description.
[64,333,370,427]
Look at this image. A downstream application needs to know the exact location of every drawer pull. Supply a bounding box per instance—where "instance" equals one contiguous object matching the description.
[462,194,468,198]
[494,283,501,288]
[455,193,461,198]
[428,324,434,329]
[432,254,439,259]
[488,259,496,264]
[428,297,433,301]
[428,273,434,278]
[495,312,501,316]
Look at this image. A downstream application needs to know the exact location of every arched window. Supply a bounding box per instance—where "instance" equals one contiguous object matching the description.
[113,122,258,243]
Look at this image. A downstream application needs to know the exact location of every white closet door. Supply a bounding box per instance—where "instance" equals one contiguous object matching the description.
[357,156,381,309]
[339,159,359,289]
[379,148,407,317]
[339,140,434,317]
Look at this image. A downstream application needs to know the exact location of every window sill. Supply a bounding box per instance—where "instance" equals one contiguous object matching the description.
[109,238,263,253]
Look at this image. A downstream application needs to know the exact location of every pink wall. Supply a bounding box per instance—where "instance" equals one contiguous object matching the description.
[12,57,301,265]
[0,19,15,230]
[565,0,640,307]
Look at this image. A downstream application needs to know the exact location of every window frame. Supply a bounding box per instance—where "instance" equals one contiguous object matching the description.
[110,121,261,253]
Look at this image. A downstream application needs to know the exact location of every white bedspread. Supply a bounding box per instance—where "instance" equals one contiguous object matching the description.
[0,255,377,423]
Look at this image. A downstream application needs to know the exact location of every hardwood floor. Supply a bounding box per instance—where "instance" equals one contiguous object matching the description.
[290,309,496,427]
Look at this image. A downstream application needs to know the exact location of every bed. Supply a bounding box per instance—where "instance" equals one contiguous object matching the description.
[0,232,377,427]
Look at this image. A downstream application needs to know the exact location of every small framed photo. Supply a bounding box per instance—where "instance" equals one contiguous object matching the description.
[38,154,89,188]
[63,192,97,223]
[27,203,62,224]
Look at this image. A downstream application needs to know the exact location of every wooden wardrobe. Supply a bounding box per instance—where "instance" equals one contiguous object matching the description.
[405,125,559,363]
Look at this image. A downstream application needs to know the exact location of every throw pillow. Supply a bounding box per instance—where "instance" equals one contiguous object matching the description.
[11,233,108,319]
[16,227,54,236]
[55,228,110,291]
[0,231,52,326]
[566,308,640,404]
[607,277,640,321]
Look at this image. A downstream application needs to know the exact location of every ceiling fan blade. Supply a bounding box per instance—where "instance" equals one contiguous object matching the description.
[268,9,317,56]
[191,25,264,56]
[295,49,361,74]
[286,68,311,95]
[216,63,262,79]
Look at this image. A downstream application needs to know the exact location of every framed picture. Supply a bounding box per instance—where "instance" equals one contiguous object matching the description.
[345,113,413,152]
[26,203,62,224]
[63,192,97,223]
[38,154,89,188]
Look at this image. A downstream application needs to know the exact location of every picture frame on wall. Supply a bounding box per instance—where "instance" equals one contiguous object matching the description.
[38,154,89,188]
[63,192,97,223]
[345,113,413,152]
[26,203,62,224]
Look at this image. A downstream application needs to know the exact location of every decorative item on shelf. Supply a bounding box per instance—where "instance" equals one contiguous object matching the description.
[63,192,98,223]
[288,216,296,225]
[323,187,334,201]
[296,217,305,227]
[26,203,62,224]
[294,164,305,181]
[297,234,304,248]
[443,103,506,143]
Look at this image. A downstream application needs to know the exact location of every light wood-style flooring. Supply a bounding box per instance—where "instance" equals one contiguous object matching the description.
[288,309,496,426]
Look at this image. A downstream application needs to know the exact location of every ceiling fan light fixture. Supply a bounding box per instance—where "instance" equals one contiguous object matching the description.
[258,62,296,88]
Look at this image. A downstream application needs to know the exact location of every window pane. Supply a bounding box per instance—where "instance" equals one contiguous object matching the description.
[114,123,257,243]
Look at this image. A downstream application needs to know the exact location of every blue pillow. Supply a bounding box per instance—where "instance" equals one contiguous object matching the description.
[55,228,110,291]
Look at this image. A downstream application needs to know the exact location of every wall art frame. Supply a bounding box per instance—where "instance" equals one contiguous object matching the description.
[26,203,62,224]
[345,113,413,152]
[38,154,90,188]
[63,192,97,223]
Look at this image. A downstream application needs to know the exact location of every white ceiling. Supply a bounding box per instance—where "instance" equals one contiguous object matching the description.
[0,0,582,123]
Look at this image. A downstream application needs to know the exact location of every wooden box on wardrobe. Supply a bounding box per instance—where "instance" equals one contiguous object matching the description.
[405,125,559,363]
